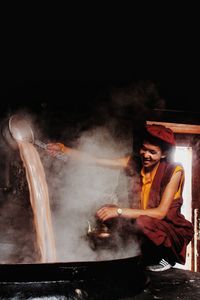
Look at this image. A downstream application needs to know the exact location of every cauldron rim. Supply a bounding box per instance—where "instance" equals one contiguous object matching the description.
[0,255,148,299]
[0,255,145,283]
[0,254,142,267]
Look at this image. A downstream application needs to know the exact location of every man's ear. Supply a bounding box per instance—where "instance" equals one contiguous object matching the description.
[161,151,167,159]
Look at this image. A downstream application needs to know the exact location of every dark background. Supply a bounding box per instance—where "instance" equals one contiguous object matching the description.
[1,78,200,113]
[1,78,200,140]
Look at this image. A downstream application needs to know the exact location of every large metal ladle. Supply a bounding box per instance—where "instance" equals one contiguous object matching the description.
[6,114,67,161]
[9,114,35,144]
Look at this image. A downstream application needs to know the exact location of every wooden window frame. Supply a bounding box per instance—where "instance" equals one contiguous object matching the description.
[146,121,200,135]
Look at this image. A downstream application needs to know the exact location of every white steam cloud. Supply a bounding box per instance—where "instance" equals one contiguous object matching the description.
[43,126,140,262]
[1,79,163,264]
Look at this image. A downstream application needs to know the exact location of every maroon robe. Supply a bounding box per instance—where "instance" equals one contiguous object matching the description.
[133,161,194,264]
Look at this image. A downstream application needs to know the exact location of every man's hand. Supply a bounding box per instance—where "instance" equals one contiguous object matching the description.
[46,143,65,156]
[96,205,119,222]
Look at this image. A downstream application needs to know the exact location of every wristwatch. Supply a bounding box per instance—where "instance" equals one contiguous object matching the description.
[117,208,123,216]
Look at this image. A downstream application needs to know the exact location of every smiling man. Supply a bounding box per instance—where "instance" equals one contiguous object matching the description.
[46,124,194,272]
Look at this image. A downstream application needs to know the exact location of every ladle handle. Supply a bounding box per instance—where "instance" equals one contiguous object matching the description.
[34,139,68,162]
[34,139,47,149]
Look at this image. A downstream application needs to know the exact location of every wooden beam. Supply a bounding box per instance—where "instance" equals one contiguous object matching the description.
[146,121,200,134]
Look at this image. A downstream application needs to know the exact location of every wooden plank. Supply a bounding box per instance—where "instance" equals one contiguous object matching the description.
[147,121,200,134]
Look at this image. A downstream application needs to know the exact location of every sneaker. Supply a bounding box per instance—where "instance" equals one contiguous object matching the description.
[146,258,173,272]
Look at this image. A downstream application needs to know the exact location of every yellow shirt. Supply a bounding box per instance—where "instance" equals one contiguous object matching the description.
[140,164,184,209]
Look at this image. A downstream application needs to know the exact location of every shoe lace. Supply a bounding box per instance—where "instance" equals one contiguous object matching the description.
[159,259,171,267]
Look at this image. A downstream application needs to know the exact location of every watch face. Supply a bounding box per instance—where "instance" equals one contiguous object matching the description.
[117,208,122,215]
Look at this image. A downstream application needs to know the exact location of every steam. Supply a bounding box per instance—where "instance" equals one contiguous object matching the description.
[43,126,140,262]
[0,80,165,264]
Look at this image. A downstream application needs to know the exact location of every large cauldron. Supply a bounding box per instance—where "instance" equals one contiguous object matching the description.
[0,256,148,299]
[0,116,148,298]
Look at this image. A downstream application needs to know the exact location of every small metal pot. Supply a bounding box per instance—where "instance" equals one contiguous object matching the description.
[87,219,120,251]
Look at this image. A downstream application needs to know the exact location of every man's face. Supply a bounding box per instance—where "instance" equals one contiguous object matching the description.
[139,141,166,170]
